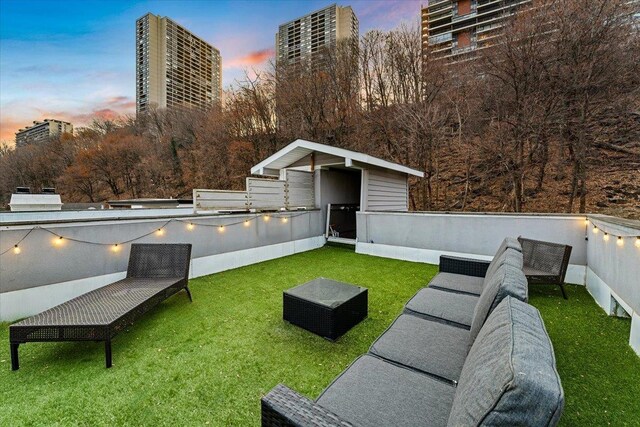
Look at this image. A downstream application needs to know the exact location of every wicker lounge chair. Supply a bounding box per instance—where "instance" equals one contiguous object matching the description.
[9,243,192,370]
[518,237,572,299]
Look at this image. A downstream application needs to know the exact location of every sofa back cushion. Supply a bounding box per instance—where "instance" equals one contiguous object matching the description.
[484,237,522,284]
[448,297,564,427]
[470,251,527,342]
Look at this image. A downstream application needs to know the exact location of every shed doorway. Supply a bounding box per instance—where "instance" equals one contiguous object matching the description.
[319,168,361,245]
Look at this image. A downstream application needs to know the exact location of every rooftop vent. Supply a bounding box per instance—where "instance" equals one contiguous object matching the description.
[15,187,31,194]
[42,187,56,194]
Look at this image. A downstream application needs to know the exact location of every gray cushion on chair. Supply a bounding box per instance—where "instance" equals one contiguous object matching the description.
[405,288,479,328]
[318,354,456,427]
[447,297,564,426]
[469,254,528,342]
[369,314,470,382]
[429,272,484,296]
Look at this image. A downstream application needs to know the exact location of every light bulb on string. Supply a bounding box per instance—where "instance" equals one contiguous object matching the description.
[218,225,225,233]
[635,237,640,248]
[156,228,165,237]
[592,225,598,234]
[13,245,21,255]
[584,218,589,226]
[603,232,609,242]
[244,220,251,227]
[111,244,120,253]
[187,223,195,231]
[281,217,289,224]
[53,236,64,247]
[616,236,623,247]
[263,215,270,222]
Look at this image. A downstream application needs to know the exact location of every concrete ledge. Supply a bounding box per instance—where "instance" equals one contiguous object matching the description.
[355,242,586,285]
[0,236,325,322]
[631,313,640,357]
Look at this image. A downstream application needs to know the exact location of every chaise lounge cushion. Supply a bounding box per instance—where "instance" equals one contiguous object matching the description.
[317,354,456,427]
[469,260,528,342]
[448,297,564,426]
[405,288,478,328]
[369,313,470,382]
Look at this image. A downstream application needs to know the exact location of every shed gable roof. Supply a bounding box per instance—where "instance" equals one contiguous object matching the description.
[250,139,424,177]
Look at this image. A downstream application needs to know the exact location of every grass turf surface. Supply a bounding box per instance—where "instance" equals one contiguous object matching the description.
[1,245,638,426]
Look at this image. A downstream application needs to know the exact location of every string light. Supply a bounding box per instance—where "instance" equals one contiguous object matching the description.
[592,225,598,234]
[584,218,589,225]
[1,213,311,257]
[616,236,623,247]
[636,237,640,248]
[603,232,609,242]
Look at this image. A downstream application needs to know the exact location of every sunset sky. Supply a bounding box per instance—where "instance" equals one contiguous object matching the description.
[0,0,421,144]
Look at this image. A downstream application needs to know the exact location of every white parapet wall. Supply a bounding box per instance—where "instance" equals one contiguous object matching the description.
[585,216,640,356]
[356,211,640,356]
[0,210,325,322]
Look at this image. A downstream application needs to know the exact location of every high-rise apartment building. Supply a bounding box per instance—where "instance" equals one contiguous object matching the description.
[275,4,359,67]
[421,0,531,61]
[15,119,73,148]
[136,13,222,114]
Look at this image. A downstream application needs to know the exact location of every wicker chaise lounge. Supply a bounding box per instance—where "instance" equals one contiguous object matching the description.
[9,243,192,370]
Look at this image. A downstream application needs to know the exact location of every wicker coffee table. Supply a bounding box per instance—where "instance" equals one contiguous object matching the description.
[283,278,368,340]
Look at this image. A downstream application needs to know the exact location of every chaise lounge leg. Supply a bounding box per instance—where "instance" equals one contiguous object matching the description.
[185,286,193,302]
[105,340,112,368]
[10,342,19,371]
[559,283,568,300]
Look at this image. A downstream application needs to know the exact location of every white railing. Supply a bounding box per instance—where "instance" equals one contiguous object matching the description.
[193,190,248,211]
[285,170,315,209]
[194,171,315,213]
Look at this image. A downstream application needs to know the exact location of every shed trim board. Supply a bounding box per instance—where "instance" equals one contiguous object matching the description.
[250,139,424,178]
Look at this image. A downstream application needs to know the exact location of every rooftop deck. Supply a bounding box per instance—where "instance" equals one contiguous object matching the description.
[1,246,638,425]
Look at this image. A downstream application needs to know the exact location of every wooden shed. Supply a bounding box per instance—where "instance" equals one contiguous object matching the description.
[250,139,424,243]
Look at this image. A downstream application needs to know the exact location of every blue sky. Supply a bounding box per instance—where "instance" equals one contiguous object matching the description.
[0,0,421,142]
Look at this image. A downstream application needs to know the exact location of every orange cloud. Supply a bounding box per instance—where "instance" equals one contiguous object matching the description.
[0,96,136,146]
[225,49,274,69]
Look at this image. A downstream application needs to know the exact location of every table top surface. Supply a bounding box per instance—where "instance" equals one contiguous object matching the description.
[284,278,367,308]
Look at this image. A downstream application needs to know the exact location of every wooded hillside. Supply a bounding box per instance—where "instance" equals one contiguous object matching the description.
[1,0,638,218]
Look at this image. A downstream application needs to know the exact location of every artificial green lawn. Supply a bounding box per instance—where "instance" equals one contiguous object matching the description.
[0,245,638,426]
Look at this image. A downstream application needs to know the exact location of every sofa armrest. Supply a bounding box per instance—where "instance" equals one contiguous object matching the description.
[439,255,490,278]
[261,384,355,427]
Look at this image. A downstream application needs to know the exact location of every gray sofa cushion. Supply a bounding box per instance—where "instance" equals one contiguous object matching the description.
[317,354,456,427]
[370,314,470,382]
[483,245,524,288]
[431,241,523,297]
[429,272,484,296]
[448,297,564,426]
[469,256,528,342]
[405,287,479,328]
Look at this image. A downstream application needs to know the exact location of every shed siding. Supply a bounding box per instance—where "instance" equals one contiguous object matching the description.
[364,169,408,211]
